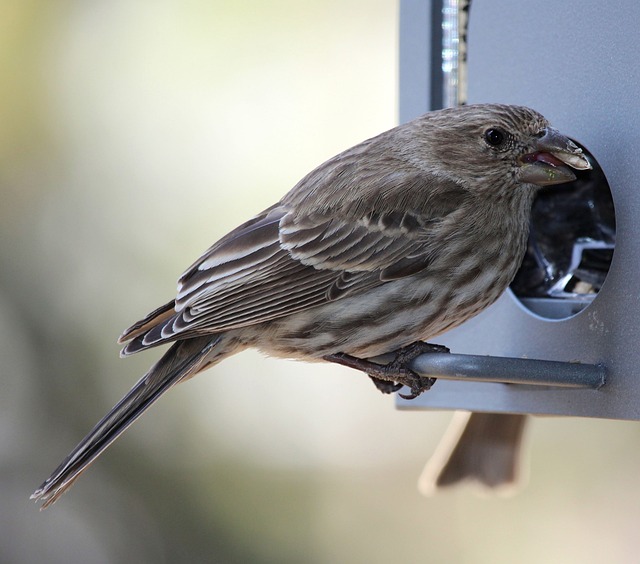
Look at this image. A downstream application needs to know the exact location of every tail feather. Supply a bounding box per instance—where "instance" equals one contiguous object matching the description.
[31,335,220,509]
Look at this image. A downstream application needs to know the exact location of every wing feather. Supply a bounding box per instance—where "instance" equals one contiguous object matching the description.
[120,162,470,354]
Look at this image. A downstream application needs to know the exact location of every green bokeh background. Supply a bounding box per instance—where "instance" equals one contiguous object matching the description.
[3,1,640,562]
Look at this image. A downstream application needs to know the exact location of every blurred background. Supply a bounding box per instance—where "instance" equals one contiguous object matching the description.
[3,1,640,562]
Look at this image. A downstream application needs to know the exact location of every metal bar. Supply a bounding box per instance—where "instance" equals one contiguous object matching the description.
[410,353,606,389]
[441,0,459,108]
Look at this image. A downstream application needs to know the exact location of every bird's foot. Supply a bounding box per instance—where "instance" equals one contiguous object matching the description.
[324,341,449,399]
[369,377,404,395]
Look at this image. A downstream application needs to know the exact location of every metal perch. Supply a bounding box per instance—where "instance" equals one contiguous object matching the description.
[409,352,606,389]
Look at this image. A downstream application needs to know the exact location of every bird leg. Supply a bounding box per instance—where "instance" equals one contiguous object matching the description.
[324,341,449,399]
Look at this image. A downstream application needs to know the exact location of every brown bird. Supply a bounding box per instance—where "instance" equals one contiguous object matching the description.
[31,104,590,508]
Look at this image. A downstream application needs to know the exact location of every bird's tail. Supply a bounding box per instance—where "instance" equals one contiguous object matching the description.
[31,335,226,509]
[418,412,528,495]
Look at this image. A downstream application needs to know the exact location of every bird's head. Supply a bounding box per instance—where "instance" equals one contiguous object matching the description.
[416,104,591,191]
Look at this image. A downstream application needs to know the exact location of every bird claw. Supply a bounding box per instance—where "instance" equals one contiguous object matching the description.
[397,374,436,400]
[369,377,404,394]
[324,341,449,399]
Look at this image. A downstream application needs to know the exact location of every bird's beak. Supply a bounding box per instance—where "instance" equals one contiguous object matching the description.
[518,127,592,186]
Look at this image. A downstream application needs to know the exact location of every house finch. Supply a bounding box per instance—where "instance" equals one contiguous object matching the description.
[32,104,590,508]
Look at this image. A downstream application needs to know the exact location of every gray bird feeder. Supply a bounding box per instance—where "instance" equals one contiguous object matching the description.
[396,0,638,421]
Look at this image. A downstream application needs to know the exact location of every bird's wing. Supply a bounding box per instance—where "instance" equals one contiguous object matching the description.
[120,178,468,355]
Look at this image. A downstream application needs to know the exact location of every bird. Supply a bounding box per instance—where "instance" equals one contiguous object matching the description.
[31,103,591,508]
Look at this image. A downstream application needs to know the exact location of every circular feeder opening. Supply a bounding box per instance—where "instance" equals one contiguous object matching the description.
[509,141,615,320]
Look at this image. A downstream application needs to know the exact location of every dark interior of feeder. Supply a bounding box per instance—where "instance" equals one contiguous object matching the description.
[510,141,616,319]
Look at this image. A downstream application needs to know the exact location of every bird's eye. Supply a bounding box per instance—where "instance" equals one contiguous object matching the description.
[484,128,506,147]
